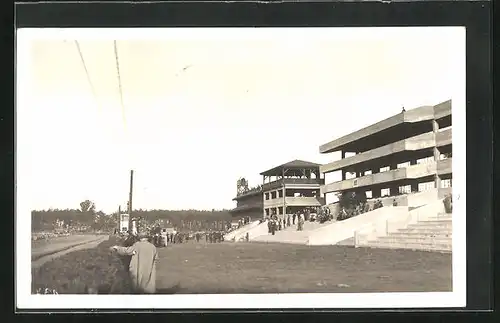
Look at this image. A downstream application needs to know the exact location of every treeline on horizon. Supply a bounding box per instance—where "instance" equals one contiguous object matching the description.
[31,208,234,232]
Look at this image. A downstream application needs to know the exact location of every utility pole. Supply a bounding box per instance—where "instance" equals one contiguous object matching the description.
[128,170,134,229]
[118,205,121,231]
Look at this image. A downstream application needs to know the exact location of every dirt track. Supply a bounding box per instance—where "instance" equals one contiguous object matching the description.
[32,235,109,269]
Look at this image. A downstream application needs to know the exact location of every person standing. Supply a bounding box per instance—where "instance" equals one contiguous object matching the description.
[297,213,304,231]
[271,218,276,235]
[111,230,158,294]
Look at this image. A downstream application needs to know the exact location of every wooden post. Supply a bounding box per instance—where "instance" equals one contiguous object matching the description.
[262,175,266,219]
[118,205,121,231]
[282,167,286,222]
[128,170,134,229]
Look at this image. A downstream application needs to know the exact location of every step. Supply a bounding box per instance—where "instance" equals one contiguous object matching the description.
[388,231,452,238]
[424,216,453,223]
[407,223,452,230]
[399,225,452,232]
[418,218,453,223]
[397,230,452,237]
[377,235,451,244]
[413,220,452,225]
[365,240,452,253]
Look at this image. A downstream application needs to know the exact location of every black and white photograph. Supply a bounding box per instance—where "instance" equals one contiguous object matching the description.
[16,26,466,309]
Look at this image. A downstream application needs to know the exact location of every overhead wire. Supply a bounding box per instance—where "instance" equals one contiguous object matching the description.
[75,40,100,111]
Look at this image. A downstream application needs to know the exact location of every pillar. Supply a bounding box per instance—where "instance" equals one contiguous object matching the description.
[432,120,442,189]
[282,184,286,218]
[341,151,346,180]
[371,168,380,197]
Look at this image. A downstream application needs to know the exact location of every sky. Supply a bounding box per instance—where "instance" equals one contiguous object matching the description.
[17,27,465,213]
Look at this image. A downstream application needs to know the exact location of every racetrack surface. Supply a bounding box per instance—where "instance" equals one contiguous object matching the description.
[32,235,109,269]
[32,235,105,258]
[155,242,452,294]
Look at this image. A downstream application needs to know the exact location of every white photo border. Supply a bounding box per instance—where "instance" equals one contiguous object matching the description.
[16,27,466,309]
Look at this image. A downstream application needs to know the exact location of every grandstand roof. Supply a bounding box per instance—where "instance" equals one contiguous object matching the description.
[260,159,321,176]
[319,100,451,154]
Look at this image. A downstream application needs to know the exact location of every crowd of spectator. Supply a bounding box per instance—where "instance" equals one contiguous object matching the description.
[237,216,252,228]
[264,206,334,235]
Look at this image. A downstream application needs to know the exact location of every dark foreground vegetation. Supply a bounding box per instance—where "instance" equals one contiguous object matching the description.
[32,236,133,294]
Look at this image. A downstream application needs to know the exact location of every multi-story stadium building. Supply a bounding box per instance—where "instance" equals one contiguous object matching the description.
[260,160,325,220]
[229,178,264,223]
[319,100,452,205]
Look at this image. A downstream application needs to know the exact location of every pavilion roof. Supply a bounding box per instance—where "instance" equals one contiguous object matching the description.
[259,159,321,176]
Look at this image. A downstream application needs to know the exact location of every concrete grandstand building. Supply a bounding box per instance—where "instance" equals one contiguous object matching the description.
[319,100,452,206]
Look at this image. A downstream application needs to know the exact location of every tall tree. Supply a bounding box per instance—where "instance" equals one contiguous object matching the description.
[80,200,95,213]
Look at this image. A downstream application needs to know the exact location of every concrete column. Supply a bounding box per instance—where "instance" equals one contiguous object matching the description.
[409,160,419,191]
[432,119,442,188]
[411,181,419,193]
[370,168,380,197]
[388,160,398,195]
[341,151,347,181]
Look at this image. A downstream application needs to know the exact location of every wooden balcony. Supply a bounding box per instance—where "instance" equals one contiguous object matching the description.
[262,178,324,191]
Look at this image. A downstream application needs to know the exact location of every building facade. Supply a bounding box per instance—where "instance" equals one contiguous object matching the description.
[260,160,325,219]
[230,178,264,223]
[319,100,452,203]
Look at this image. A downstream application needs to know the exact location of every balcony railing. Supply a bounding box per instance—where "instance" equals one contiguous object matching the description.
[236,185,263,198]
[262,178,324,191]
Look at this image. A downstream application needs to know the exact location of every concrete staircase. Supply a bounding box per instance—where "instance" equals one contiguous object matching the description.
[364,213,452,253]
[224,220,260,241]
[250,220,334,244]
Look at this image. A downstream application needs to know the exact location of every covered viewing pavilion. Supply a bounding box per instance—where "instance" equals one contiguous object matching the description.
[260,160,325,219]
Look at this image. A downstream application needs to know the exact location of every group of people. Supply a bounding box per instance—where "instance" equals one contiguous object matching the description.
[205,231,224,243]
[265,206,334,235]
[154,230,226,244]
[237,216,251,228]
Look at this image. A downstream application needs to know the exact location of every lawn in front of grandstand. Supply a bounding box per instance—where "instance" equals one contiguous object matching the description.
[155,243,452,294]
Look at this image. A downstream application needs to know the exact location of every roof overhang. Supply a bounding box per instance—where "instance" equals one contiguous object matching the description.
[229,205,262,214]
[319,102,450,154]
[232,189,262,201]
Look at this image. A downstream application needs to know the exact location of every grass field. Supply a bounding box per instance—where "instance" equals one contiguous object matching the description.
[155,242,452,294]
